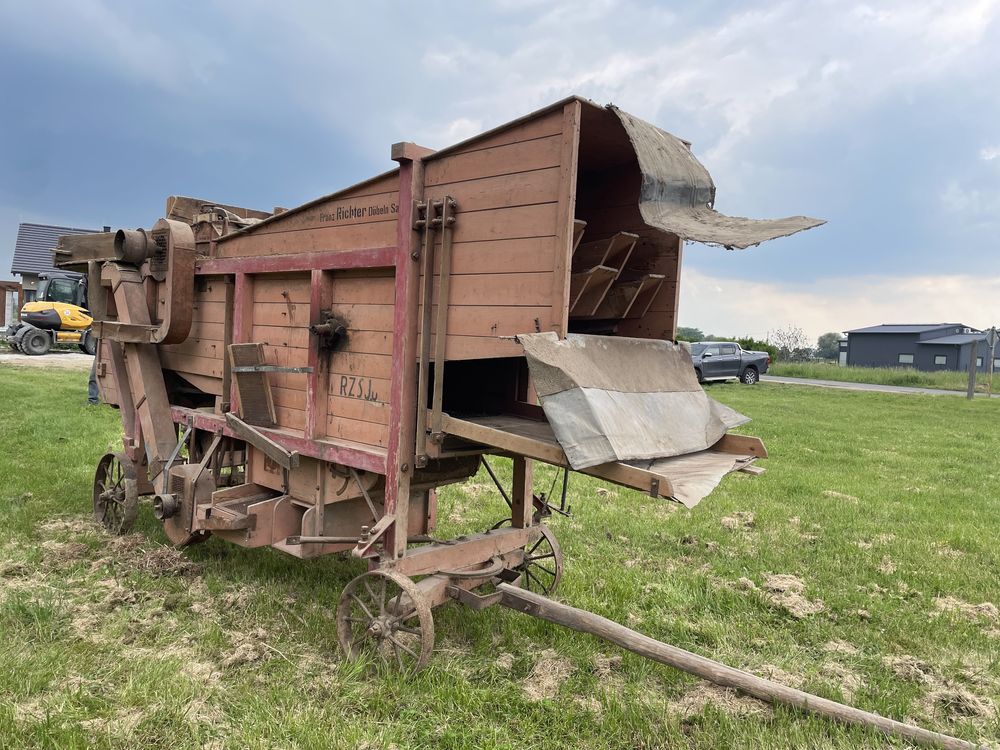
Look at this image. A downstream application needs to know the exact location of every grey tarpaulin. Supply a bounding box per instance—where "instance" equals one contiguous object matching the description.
[611,106,825,250]
[518,333,750,470]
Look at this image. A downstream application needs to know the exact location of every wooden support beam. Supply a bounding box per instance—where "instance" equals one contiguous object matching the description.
[225,412,300,470]
[496,584,979,750]
[511,456,533,528]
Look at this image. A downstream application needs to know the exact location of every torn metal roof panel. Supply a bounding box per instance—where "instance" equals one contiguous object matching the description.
[611,106,825,249]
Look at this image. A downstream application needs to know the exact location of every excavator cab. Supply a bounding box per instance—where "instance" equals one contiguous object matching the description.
[5,272,95,355]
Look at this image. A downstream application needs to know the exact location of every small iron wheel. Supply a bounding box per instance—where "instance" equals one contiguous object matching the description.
[93,452,139,535]
[517,524,564,595]
[336,570,434,671]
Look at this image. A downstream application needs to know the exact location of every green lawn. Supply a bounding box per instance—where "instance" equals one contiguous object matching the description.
[770,361,997,394]
[0,365,998,749]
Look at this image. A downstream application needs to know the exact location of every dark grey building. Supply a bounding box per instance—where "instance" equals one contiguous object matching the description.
[845,323,999,372]
[10,223,103,301]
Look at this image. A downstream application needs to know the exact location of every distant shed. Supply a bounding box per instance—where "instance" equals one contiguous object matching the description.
[845,323,998,372]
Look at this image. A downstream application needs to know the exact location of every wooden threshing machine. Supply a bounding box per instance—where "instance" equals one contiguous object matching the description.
[60,97,823,670]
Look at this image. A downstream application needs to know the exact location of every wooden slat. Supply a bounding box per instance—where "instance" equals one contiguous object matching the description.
[228,343,277,427]
[159,350,225,379]
[424,167,560,214]
[252,325,310,349]
[439,108,563,158]
[217,221,397,258]
[252,302,312,328]
[444,237,556,275]
[451,203,558,244]
[326,415,389,448]
[324,351,393,381]
[425,135,563,187]
[160,337,225,360]
[274,405,306,431]
[423,272,554,308]
[573,232,638,271]
[330,273,395,304]
[623,275,667,320]
[272,385,307,410]
[327,394,391,424]
[249,190,400,235]
[191,300,229,325]
[191,278,231,303]
[569,266,617,316]
[174,372,223,397]
[327,303,395,332]
[590,274,667,320]
[188,320,225,341]
[252,275,311,304]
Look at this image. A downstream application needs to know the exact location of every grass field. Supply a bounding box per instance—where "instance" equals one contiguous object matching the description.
[0,365,998,749]
[769,361,997,394]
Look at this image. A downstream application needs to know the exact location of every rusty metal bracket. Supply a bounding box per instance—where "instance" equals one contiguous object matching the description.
[351,513,394,558]
[161,421,193,493]
[447,568,522,610]
[350,467,380,521]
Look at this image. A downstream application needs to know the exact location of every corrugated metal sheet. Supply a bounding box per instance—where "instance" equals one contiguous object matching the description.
[845,324,962,334]
[10,223,99,276]
[917,334,987,345]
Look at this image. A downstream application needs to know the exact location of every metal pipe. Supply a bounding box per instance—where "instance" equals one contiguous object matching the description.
[114,229,155,265]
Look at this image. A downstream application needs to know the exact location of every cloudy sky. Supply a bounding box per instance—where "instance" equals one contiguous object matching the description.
[1,0,998,341]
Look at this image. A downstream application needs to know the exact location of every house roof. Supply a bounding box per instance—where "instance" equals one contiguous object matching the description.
[918,333,988,346]
[845,323,964,335]
[10,223,100,277]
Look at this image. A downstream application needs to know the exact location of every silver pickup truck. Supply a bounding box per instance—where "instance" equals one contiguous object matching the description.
[688,341,770,385]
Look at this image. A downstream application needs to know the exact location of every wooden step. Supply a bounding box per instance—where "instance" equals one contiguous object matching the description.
[572,231,638,272]
[588,274,666,320]
[569,265,618,316]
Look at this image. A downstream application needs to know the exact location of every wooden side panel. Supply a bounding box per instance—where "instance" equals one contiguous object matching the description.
[158,275,228,396]
[248,272,310,433]
[418,107,569,361]
[319,268,396,449]
[216,172,401,258]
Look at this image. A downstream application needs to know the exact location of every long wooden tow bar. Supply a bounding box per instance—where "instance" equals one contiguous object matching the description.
[448,582,988,750]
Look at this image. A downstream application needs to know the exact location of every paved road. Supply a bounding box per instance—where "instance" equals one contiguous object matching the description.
[761,374,999,398]
[0,351,93,371]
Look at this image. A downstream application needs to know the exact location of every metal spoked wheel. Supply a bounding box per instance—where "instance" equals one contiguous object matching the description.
[517,524,564,595]
[93,452,139,535]
[336,570,434,671]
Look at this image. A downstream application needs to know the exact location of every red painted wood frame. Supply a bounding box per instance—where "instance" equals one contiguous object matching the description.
[174,153,427,563]
[382,152,424,560]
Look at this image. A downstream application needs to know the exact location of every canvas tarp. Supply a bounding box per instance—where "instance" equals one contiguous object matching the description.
[518,333,749,470]
[611,106,825,250]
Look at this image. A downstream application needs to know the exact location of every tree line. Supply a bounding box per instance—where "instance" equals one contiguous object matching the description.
[675,326,843,362]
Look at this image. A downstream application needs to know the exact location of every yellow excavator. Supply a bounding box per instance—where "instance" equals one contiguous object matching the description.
[5,272,96,355]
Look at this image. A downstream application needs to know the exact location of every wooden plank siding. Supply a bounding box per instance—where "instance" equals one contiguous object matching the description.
[573,163,682,340]
[319,267,396,448]
[417,106,568,361]
[214,172,400,259]
[158,275,229,396]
